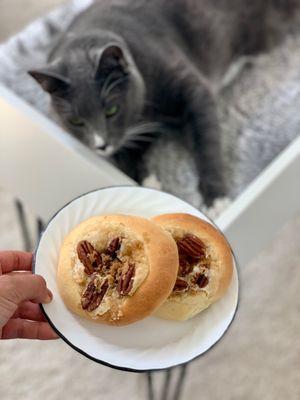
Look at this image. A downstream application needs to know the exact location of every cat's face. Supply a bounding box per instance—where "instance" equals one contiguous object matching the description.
[29,44,145,156]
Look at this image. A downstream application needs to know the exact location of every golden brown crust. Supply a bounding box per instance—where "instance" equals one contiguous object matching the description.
[151,213,233,321]
[57,214,178,326]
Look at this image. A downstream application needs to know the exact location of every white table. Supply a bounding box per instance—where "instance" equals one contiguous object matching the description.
[0,83,300,265]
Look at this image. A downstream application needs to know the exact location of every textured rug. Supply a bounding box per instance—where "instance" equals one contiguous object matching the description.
[1,187,300,400]
[0,0,299,210]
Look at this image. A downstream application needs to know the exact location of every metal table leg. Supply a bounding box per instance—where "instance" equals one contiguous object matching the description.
[173,365,188,400]
[161,368,172,400]
[15,199,32,251]
[15,199,45,251]
[147,364,188,400]
[147,371,155,400]
[37,217,44,239]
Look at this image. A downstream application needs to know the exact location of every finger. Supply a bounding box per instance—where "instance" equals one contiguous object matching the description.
[0,274,52,305]
[1,319,58,340]
[8,271,32,276]
[0,251,32,274]
[12,301,46,322]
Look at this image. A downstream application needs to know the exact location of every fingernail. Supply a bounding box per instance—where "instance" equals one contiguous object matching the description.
[45,289,53,303]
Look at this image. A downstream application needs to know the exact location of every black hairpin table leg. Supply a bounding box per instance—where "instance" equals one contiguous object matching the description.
[173,364,188,400]
[15,199,32,252]
[161,368,172,400]
[147,364,188,400]
[15,199,45,251]
[147,371,155,400]
[37,217,44,239]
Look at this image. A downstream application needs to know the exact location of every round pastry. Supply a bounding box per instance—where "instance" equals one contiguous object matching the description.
[151,213,233,321]
[57,214,178,326]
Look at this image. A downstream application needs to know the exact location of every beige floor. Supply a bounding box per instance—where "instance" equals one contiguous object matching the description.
[1,187,300,400]
[1,2,300,400]
[0,0,66,42]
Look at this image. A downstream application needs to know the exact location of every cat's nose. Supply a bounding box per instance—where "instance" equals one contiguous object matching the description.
[93,133,106,149]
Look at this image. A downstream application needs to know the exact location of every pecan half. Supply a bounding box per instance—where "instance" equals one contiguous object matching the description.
[194,273,209,289]
[106,237,122,258]
[77,241,102,275]
[81,277,109,312]
[173,278,189,292]
[117,263,135,296]
[81,276,96,310]
[177,234,205,266]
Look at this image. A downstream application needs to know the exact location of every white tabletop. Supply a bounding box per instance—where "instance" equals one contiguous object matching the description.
[1,84,300,267]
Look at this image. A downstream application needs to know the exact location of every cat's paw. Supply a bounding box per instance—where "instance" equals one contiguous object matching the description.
[142,174,162,190]
[203,197,232,220]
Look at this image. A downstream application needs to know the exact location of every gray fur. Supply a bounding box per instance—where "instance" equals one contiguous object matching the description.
[218,33,300,196]
[0,0,300,211]
[27,0,300,205]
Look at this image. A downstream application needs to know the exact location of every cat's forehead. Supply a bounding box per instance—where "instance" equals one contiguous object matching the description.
[62,32,122,73]
[71,84,103,116]
[62,49,97,81]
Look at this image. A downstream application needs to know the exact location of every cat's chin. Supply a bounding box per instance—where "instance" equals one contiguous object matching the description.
[95,146,115,157]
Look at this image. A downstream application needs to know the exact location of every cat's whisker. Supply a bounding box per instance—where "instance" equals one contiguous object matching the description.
[118,121,166,151]
[127,135,157,142]
[121,141,143,150]
[127,121,162,129]
[127,127,161,136]
[126,131,159,138]
[127,136,156,143]
[126,122,164,136]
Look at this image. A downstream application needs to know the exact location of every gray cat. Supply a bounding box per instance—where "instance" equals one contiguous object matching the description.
[28,0,300,205]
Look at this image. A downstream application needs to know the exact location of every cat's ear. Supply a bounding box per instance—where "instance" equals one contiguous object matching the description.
[28,68,70,95]
[95,44,128,80]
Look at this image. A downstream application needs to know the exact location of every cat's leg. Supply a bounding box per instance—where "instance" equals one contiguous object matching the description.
[181,76,227,205]
[111,149,146,184]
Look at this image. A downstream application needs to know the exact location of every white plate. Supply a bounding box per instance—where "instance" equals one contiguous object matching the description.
[34,186,239,372]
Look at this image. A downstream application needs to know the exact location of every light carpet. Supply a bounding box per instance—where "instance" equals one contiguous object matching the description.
[1,188,300,399]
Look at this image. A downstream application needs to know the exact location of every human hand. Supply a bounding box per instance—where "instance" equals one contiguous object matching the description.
[0,251,58,340]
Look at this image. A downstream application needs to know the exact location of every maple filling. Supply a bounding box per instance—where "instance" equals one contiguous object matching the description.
[172,233,210,296]
[74,236,146,316]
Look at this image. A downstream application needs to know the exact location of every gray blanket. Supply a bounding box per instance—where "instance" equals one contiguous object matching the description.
[0,0,299,212]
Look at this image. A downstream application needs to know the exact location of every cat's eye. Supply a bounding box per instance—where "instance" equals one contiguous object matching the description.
[105,105,119,118]
[69,117,85,127]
